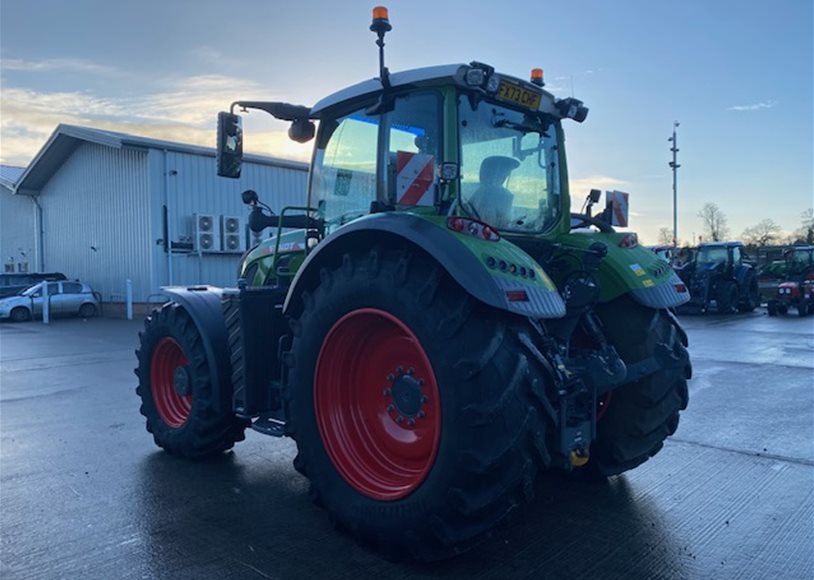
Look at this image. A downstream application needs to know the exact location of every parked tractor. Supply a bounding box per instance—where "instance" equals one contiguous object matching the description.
[767,246,814,316]
[135,8,691,560]
[677,241,759,314]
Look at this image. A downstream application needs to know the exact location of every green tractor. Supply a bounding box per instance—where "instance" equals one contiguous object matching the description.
[135,8,691,560]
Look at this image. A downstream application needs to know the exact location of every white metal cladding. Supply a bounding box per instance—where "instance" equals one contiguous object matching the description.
[150,149,308,295]
[39,143,153,301]
[0,185,37,271]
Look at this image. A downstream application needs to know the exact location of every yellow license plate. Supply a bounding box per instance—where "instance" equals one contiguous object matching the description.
[496,80,542,110]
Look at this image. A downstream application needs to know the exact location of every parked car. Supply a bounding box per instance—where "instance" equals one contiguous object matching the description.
[0,272,66,298]
[0,280,99,322]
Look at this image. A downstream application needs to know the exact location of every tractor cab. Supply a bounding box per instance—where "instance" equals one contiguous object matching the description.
[218,61,588,244]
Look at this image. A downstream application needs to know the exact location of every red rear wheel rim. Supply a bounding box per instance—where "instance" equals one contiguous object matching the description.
[150,337,192,428]
[314,308,441,501]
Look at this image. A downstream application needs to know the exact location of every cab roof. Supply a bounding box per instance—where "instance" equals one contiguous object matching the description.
[310,63,560,118]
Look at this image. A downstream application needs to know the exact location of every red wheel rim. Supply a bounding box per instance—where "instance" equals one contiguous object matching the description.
[314,308,441,501]
[150,337,192,428]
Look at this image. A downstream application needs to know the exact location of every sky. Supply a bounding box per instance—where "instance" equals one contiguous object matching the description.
[1,0,811,244]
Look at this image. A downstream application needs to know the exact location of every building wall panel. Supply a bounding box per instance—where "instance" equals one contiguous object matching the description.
[39,143,152,301]
[0,186,37,273]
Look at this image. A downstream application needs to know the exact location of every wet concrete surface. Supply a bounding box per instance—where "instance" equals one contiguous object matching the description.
[1,311,812,579]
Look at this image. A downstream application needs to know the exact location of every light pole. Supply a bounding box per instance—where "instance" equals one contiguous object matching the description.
[668,121,681,246]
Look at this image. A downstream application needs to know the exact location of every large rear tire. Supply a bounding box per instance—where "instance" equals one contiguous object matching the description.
[738,277,759,312]
[585,296,690,477]
[716,280,738,314]
[135,302,248,457]
[286,247,556,560]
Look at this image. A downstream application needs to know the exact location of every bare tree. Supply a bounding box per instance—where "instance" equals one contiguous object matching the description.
[697,203,730,242]
[741,218,782,247]
[792,208,814,244]
[656,227,673,246]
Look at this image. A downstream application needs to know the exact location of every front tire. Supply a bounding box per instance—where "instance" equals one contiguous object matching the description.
[585,296,690,477]
[10,307,31,322]
[135,302,248,457]
[738,277,759,312]
[286,247,555,560]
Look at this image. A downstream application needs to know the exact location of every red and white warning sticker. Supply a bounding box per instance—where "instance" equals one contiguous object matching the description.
[396,151,435,206]
[606,190,629,227]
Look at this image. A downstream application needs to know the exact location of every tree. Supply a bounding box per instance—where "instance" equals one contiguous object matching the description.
[741,218,782,247]
[697,203,730,242]
[657,227,673,246]
[792,208,814,244]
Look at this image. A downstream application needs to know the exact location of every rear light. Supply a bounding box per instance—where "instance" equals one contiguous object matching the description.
[447,217,500,241]
[674,283,687,293]
[505,290,529,302]
[618,233,639,248]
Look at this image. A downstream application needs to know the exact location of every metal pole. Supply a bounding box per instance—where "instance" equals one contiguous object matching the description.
[42,281,49,325]
[126,279,133,321]
[668,121,681,246]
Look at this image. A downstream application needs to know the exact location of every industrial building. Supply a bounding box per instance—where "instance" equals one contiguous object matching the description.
[1,165,34,273]
[2,124,308,310]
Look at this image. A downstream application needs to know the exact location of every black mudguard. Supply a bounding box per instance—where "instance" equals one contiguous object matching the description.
[282,213,565,318]
[160,286,231,413]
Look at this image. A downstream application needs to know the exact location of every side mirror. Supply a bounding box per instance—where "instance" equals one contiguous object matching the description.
[217,112,243,178]
[588,189,601,204]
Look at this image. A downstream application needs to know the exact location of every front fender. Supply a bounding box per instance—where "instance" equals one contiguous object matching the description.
[283,213,566,319]
[160,286,231,412]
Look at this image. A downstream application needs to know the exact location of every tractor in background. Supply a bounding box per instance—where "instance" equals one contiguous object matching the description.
[677,241,759,313]
[134,8,691,560]
[767,246,814,316]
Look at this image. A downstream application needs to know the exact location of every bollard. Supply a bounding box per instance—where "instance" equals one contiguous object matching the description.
[42,281,50,325]
[126,279,133,321]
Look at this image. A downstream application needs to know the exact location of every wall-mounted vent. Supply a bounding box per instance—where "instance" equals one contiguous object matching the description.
[220,215,244,253]
[194,213,220,253]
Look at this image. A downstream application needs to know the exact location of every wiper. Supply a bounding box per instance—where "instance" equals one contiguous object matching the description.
[493,118,543,134]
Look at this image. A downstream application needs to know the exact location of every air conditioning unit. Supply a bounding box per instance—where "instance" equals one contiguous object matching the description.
[194,213,219,253]
[220,215,245,253]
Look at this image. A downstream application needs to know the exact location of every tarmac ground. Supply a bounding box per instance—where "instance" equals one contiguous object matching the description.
[1,309,812,579]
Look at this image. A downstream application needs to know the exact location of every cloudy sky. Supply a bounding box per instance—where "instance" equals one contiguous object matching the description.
[1,0,811,243]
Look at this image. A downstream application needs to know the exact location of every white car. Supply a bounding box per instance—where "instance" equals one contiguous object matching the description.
[0,281,99,322]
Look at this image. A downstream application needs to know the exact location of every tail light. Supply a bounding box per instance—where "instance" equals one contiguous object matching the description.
[447,217,500,241]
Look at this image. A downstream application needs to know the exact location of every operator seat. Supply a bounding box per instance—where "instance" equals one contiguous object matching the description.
[468,156,520,229]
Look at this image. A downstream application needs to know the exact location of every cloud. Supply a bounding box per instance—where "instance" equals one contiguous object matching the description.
[0,76,311,165]
[727,100,776,112]
[1,57,120,75]
[570,175,626,195]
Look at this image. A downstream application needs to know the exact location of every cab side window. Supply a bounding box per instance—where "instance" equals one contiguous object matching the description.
[384,92,442,207]
[311,110,379,231]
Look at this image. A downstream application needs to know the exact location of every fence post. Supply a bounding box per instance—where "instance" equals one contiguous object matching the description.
[42,281,50,325]
[126,279,133,321]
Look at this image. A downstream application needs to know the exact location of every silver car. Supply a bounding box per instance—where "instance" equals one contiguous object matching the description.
[0,281,99,322]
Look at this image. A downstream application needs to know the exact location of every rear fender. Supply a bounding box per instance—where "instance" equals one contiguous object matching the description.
[160,286,231,413]
[557,232,690,309]
[283,213,566,319]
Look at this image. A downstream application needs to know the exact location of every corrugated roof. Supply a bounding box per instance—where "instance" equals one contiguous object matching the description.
[0,165,25,189]
[14,124,308,195]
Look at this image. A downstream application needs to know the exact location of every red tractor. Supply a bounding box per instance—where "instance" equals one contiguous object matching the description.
[767,246,814,317]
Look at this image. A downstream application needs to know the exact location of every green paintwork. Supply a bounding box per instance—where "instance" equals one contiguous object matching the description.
[241,229,307,286]
[555,232,676,302]
[412,214,558,290]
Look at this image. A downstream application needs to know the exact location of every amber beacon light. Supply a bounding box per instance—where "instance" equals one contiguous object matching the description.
[530,68,544,86]
[371,6,392,33]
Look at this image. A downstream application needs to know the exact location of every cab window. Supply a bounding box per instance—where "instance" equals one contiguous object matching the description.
[384,92,442,207]
[311,109,379,232]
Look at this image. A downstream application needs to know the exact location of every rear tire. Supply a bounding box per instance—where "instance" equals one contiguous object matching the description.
[286,247,555,560]
[738,277,759,312]
[584,296,690,477]
[135,302,248,457]
[767,302,778,316]
[716,281,738,314]
[10,307,31,322]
